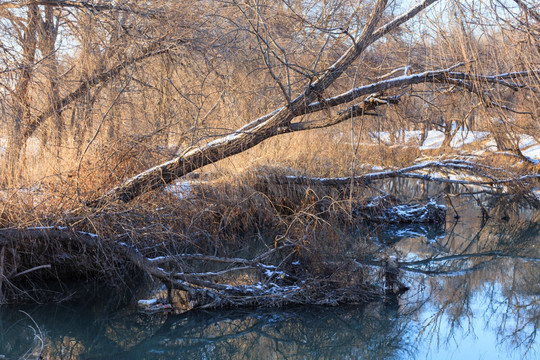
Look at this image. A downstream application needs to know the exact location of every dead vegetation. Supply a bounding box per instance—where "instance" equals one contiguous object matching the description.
[0,0,539,309]
[3,158,538,308]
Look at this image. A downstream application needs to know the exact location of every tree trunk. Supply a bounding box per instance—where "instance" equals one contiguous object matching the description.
[440,118,454,149]
[5,4,39,182]
[37,5,62,158]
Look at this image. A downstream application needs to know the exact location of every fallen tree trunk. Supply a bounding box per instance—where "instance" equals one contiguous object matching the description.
[88,0,447,206]
[0,225,387,307]
[263,159,540,191]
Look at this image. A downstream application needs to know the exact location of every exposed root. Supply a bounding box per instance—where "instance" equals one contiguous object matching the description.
[0,216,404,309]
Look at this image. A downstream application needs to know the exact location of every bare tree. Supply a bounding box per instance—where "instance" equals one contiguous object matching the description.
[0,0,539,309]
[90,0,539,205]
[0,1,184,181]
[1,2,39,180]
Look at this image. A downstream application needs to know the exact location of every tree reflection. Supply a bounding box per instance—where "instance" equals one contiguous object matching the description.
[123,305,414,360]
[397,200,540,358]
[1,195,538,359]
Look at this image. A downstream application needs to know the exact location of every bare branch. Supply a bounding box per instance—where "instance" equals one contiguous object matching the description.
[0,0,166,18]
[303,68,540,114]
[22,38,175,141]
[512,0,540,23]
[91,0,444,205]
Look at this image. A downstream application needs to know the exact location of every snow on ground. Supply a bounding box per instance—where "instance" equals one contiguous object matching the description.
[522,144,540,165]
[482,139,498,152]
[417,130,490,149]
[449,131,490,148]
[370,130,422,145]
[418,131,444,149]
[0,137,41,156]
[519,135,537,148]
[366,131,540,163]
[165,180,193,199]
[370,130,491,150]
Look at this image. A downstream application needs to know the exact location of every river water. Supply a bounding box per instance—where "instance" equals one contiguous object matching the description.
[1,187,539,359]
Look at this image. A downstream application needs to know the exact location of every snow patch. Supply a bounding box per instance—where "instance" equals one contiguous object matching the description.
[148,256,168,263]
[519,135,537,148]
[450,131,489,148]
[418,130,490,149]
[137,298,158,307]
[77,231,98,238]
[362,130,540,164]
[533,189,540,201]
[165,180,192,199]
[522,144,540,165]
[260,264,287,279]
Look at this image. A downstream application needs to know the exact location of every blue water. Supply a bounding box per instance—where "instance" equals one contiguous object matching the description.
[1,196,538,359]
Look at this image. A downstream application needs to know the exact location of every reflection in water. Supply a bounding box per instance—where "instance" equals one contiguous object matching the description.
[129,305,413,360]
[0,187,539,359]
[1,303,416,359]
[396,193,540,360]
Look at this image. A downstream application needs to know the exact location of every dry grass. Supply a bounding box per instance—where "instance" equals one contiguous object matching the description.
[0,0,538,307]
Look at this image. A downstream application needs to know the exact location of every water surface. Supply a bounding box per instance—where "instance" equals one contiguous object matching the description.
[1,192,538,359]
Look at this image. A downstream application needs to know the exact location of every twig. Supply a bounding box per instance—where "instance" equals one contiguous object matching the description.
[11,264,52,279]
[19,310,45,360]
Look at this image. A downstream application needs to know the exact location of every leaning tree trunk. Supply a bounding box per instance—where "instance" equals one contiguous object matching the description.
[88,0,537,206]
[90,0,449,205]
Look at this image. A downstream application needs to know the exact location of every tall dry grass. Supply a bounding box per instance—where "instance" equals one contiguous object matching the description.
[0,0,538,304]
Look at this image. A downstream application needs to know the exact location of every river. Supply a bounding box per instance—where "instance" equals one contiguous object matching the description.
[1,186,538,359]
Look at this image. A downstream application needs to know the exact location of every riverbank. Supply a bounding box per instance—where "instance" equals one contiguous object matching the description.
[1,156,537,309]
[1,192,538,359]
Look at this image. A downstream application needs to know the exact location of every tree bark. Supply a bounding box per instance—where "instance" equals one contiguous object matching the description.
[5,3,39,181]
[90,0,449,205]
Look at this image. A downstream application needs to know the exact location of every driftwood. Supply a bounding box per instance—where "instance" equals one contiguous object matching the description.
[263,160,524,187]
[0,210,422,307]
[262,159,540,205]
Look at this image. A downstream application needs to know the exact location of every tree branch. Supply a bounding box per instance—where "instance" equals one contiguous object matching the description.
[0,1,166,18]
[21,38,175,142]
[512,0,540,23]
[303,68,540,114]
[89,0,442,205]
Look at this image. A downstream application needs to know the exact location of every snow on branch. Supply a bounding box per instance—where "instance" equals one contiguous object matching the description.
[268,159,540,195]
[303,68,540,114]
